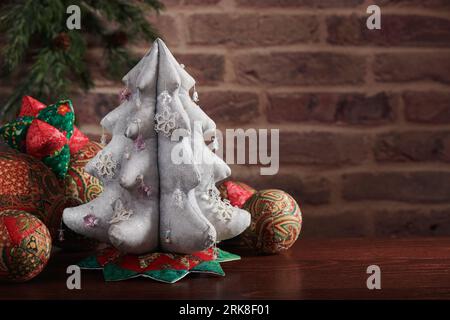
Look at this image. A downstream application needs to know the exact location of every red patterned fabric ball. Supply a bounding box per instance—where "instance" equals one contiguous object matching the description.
[0,151,66,239]
[0,210,52,282]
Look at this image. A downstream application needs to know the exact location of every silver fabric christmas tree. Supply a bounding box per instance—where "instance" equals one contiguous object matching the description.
[63,39,250,255]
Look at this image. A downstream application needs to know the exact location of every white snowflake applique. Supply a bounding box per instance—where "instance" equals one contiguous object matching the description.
[205,181,234,222]
[211,191,234,222]
[155,90,177,137]
[95,152,117,178]
[110,199,134,224]
[155,109,177,136]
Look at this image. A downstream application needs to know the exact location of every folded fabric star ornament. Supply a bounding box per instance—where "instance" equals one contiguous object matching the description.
[220,181,256,208]
[78,246,240,283]
[0,96,89,179]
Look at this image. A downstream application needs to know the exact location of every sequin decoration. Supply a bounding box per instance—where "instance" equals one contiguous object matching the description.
[158,90,172,105]
[120,87,132,102]
[135,134,146,151]
[83,214,99,228]
[192,90,199,103]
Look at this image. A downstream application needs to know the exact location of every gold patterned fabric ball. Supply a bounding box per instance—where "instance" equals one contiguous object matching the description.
[242,189,302,254]
[0,210,52,282]
[64,141,103,205]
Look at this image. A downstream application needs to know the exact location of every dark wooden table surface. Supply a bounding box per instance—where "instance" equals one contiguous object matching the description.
[2,238,450,300]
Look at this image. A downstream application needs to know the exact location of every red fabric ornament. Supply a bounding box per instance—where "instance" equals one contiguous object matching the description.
[223,180,255,208]
[68,127,89,155]
[0,210,52,282]
[17,96,89,155]
[26,119,67,159]
[18,96,46,117]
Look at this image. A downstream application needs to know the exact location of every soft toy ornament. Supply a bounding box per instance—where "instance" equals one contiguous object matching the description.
[219,181,302,254]
[63,39,250,256]
[77,246,239,283]
[0,96,89,179]
[63,39,249,282]
[0,210,52,282]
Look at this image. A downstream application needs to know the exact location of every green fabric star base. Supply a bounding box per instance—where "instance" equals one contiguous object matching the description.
[78,247,240,283]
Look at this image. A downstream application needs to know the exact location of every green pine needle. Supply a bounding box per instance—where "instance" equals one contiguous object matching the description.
[0,0,163,121]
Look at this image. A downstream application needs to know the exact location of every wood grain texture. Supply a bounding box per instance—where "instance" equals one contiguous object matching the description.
[1,238,450,300]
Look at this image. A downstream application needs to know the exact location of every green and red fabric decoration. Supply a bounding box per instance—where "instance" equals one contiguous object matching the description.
[78,246,240,283]
[0,210,52,282]
[0,96,88,179]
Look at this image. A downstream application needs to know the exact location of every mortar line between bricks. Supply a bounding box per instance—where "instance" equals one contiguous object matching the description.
[129,45,450,55]
[216,123,450,133]
[270,163,450,174]
[74,119,450,133]
[231,160,450,169]
[303,204,450,216]
[88,83,450,93]
[230,165,450,183]
[164,7,450,19]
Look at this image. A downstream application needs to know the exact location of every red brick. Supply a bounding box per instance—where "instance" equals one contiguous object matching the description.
[175,54,225,85]
[268,92,396,125]
[236,0,364,8]
[231,171,332,205]
[71,93,119,126]
[375,131,450,162]
[200,91,260,124]
[160,0,181,6]
[279,131,370,165]
[404,91,450,124]
[148,15,179,46]
[234,52,366,85]
[342,171,450,203]
[374,53,450,84]
[184,0,221,4]
[374,209,450,237]
[187,14,319,47]
[327,15,450,47]
[86,50,123,87]
[302,211,371,238]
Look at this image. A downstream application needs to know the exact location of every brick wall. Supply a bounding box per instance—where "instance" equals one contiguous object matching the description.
[4,0,450,238]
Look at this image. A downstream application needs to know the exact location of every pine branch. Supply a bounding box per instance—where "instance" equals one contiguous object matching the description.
[0,0,163,121]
